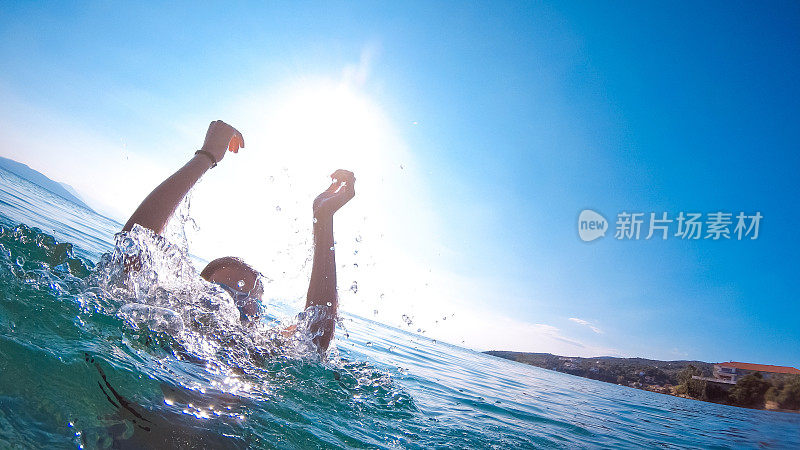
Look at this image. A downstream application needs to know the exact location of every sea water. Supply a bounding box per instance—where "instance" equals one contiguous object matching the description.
[0,167,798,449]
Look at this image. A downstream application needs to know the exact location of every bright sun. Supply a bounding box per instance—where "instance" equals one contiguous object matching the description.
[264,80,394,179]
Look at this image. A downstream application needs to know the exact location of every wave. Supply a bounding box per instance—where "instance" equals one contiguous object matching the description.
[0,222,416,448]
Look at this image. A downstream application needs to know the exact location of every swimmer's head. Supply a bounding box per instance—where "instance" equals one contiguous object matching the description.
[200,256,263,321]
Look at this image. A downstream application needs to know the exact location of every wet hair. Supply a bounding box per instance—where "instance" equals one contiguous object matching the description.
[200,256,261,281]
[201,256,264,321]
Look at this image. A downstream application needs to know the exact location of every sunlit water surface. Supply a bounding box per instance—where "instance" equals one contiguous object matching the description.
[0,168,798,449]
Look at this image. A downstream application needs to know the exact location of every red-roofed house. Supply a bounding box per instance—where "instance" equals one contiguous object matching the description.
[713,362,800,383]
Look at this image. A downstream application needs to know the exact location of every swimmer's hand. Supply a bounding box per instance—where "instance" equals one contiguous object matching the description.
[313,169,356,220]
[200,120,245,164]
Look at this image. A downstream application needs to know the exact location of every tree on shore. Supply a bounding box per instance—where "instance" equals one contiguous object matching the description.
[729,372,771,408]
[675,365,705,397]
[776,376,800,410]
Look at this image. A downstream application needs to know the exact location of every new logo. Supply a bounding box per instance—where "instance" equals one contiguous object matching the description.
[578,209,608,242]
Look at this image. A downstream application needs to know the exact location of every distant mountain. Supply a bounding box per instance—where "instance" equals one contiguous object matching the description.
[0,156,92,210]
[58,181,89,206]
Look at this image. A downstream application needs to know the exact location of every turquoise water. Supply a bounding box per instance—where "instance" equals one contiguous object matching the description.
[0,167,798,449]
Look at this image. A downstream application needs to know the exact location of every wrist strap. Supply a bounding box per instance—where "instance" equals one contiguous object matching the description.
[195,150,217,168]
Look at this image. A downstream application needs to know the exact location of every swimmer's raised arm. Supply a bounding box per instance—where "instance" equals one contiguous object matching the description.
[122,120,244,234]
[305,170,355,352]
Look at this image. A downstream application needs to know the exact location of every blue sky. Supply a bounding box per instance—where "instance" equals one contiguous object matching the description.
[1,1,798,366]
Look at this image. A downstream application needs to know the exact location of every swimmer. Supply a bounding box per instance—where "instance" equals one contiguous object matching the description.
[122,120,355,352]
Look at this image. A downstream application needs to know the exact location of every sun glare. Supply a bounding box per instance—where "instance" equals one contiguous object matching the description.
[186,78,408,295]
[265,80,392,178]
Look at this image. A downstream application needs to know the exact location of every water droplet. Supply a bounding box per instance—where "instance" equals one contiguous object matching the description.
[15,256,24,267]
[366,341,372,346]
[313,218,318,224]
[353,263,358,268]
[353,250,359,255]
[326,302,332,307]
[402,314,413,326]
[355,235,362,243]
[121,237,137,255]
[400,164,404,170]
[329,246,335,251]
[237,280,245,288]
[373,309,379,315]
[268,176,275,182]
[349,281,358,294]
[275,205,281,212]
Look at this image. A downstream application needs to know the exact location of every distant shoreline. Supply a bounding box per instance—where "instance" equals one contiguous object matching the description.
[484,350,800,413]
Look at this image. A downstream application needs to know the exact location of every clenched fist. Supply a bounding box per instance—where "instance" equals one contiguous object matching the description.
[199,120,245,164]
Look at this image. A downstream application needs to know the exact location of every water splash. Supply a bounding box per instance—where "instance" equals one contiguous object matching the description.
[118,303,185,335]
[94,224,336,373]
[0,218,418,445]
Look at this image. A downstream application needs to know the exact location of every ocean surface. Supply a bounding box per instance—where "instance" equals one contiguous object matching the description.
[0,166,798,449]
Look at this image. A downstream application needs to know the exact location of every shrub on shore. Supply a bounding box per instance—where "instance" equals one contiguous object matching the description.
[776,376,800,410]
[729,373,772,408]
